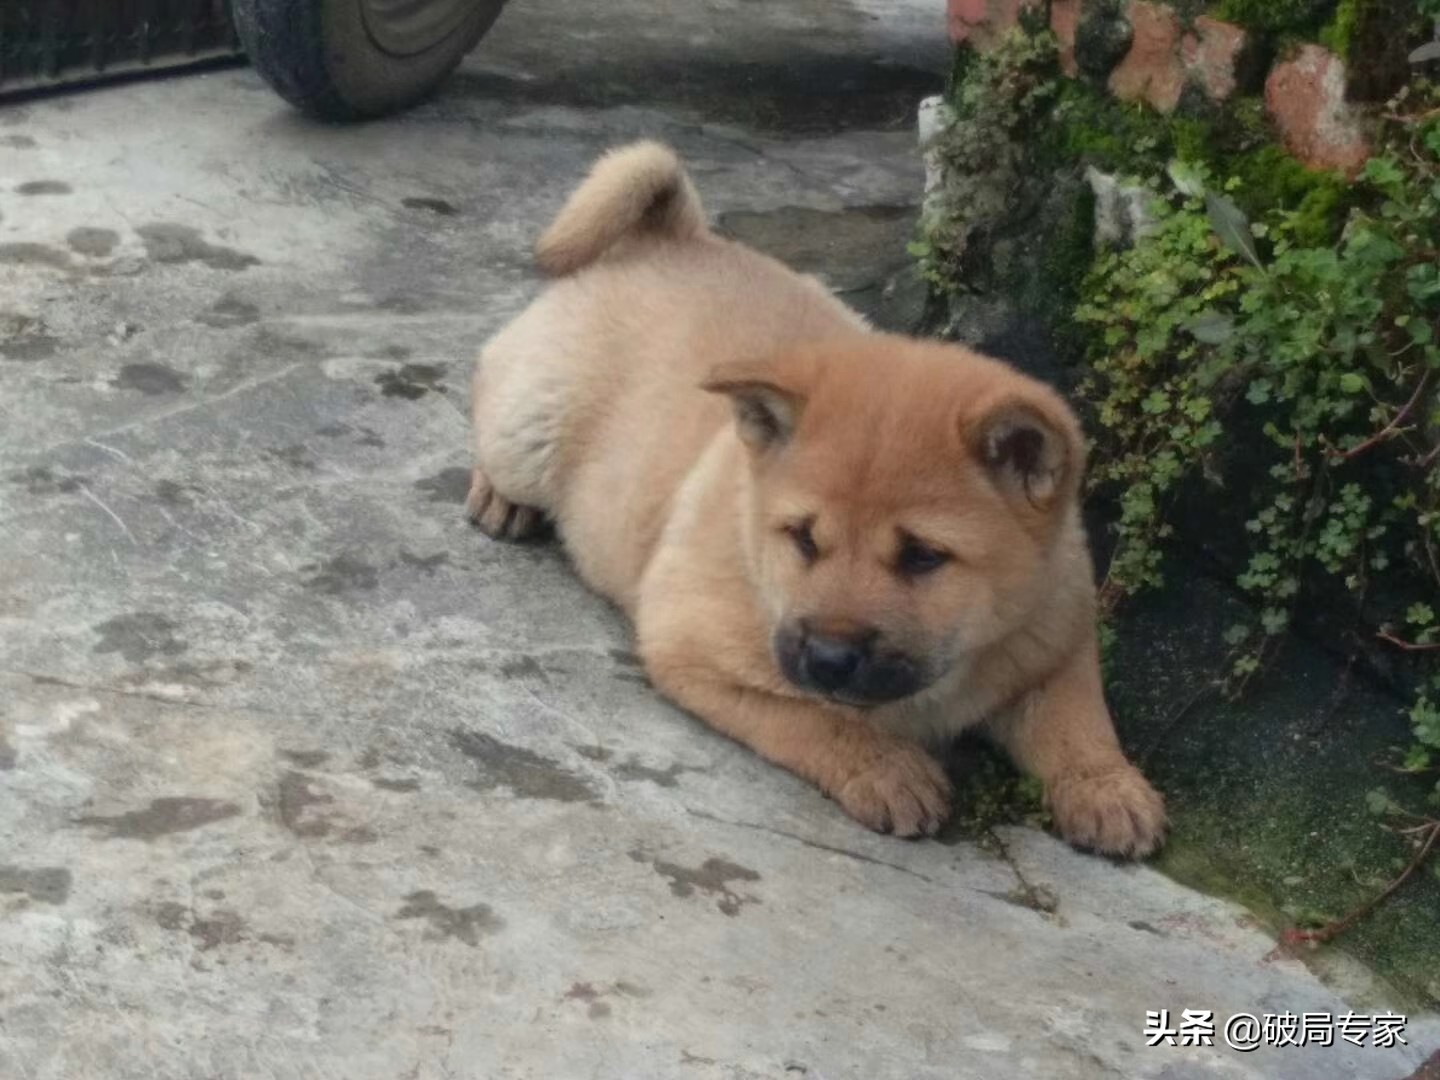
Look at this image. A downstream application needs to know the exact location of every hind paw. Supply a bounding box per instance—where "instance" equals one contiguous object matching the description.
[466,467,545,541]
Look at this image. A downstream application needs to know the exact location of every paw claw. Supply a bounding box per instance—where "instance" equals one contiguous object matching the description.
[835,744,952,839]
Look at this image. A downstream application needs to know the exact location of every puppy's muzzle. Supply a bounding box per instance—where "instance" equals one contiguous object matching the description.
[774,621,925,705]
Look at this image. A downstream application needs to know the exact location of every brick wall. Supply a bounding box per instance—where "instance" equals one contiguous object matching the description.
[946,0,1374,175]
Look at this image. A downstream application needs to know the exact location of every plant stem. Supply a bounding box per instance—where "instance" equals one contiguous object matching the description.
[1281,821,1440,946]
[1333,373,1432,462]
[1377,630,1440,652]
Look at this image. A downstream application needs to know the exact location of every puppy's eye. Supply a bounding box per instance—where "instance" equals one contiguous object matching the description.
[785,519,819,563]
[896,538,950,577]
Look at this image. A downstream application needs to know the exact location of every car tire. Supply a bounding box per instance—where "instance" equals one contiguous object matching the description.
[233,0,508,121]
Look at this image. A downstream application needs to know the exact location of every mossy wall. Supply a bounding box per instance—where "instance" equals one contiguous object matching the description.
[920,2,1440,1007]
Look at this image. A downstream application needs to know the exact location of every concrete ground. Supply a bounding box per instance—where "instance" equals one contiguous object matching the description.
[0,1,1436,1077]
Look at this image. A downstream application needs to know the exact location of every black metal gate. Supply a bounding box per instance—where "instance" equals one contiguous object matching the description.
[0,0,241,95]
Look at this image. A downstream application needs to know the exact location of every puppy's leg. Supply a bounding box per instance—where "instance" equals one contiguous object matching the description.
[986,639,1166,858]
[642,644,951,836]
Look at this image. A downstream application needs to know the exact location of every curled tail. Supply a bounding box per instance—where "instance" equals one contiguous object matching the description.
[535,141,707,277]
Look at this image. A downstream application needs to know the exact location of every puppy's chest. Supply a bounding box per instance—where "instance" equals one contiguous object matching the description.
[873,668,1001,746]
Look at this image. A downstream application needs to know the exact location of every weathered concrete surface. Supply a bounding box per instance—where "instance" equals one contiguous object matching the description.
[0,1,1436,1077]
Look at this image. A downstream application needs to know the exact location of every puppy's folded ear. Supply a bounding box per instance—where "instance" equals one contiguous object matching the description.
[702,361,805,452]
[972,394,1084,509]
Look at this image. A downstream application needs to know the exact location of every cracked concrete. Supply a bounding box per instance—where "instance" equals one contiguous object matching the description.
[0,0,1436,1077]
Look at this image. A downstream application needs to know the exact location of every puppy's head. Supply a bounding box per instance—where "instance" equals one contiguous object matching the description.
[704,336,1085,707]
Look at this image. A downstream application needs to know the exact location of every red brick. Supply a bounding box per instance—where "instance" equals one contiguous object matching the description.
[1051,0,1083,77]
[1108,1,1185,113]
[947,0,1034,49]
[1183,16,1246,102]
[1265,45,1371,176]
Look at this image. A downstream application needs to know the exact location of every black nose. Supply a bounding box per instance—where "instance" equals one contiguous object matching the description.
[802,635,866,692]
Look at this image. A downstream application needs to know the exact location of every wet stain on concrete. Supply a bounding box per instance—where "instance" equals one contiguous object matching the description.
[92,612,187,663]
[0,865,72,904]
[16,180,71,196]
[415,467,471,503]
[189,910,249,951]
[629,851,761,916]
[277,771,334,838]
[196,295,261,328]
[154,900,189,930]
[1,332,58,361]
[576,744,699,787]
[0,732,16,770]
[265,444,317,471]
[136,223,259,271]
[1,312,59,360]
[154,903,287,951]
[395,889,503,947]
[153,480,194,507]
[612,759,699,789]
[280,749,329,768]
[373,776,421,793]
[0,135,37,149]
[9,465,83,495]
[113,362,187,395]
[451,728,599,803]
[251,327,324,360]
[399,550,449,575]
[564,980,651,1014]
[376,363,447,400]
[66,227,119,258]
[0,243,72,272]
[499,656,548,682]
[75,797,240,840]
[275,771,375,843]
[303,555,379,595]
[609,649,643,668]
[402,196,459,216]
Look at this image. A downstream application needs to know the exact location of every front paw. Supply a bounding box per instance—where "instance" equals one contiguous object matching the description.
[1048,766,1166,858]
[834,745,952,838]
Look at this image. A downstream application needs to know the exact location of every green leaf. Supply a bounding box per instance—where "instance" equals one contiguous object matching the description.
[1410,40,1440,64]
[1185,310,1235,345]
[1205,192,1264,271]
[1339,372,1366,394]
[1167,160,1207,198]
[1365,788,1397,817]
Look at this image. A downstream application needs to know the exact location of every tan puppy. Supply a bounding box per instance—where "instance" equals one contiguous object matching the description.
[468,141,1166,856]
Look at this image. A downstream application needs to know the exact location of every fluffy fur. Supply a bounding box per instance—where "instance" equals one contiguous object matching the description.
[468,141,1166,856]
